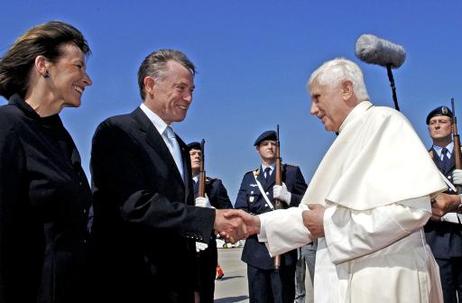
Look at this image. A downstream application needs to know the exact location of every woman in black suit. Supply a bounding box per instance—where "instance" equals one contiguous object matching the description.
[0,21,93,303]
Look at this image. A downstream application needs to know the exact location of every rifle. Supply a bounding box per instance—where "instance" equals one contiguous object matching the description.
[198,139,206,197]
[273,125,284,269]
[451,98,462,193]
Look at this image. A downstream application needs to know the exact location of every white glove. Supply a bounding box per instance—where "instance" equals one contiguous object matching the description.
[273,183,292,204]
[195,196,212,208]
[195,242,208,252]
[452,169,462,186]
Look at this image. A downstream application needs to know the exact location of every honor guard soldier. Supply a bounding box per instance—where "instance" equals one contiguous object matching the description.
[188,142,233,303]
[235,130,307,303]
[425,106,462,303]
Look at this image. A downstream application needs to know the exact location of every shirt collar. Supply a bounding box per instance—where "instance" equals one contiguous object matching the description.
[139,103,170,135]
[432,141,454,155]
[261,163,275,172]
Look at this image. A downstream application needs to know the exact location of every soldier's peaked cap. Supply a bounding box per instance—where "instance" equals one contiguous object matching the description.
[254,130,277,146]
[187,141,201,150]
[426,106,454,125]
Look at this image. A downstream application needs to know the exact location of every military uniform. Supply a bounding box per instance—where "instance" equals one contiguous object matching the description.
[235,163,307,303]
[424,106,462,303]
[193,176,232,303]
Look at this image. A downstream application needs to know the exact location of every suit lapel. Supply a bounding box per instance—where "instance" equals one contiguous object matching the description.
[177,135,192,204]
[131,108,185,187]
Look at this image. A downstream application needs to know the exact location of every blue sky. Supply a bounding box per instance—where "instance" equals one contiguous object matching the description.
[1,1,461,202]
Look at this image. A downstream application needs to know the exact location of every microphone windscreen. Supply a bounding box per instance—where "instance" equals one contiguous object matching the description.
[355,34,406,68]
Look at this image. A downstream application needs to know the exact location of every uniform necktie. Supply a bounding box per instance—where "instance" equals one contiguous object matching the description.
[264,167,272,183]
[441,147,451,172]
[164,126,184,180]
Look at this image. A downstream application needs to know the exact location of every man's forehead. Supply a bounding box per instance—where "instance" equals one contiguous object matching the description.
[259,140,276,145]
[430,115,451,122]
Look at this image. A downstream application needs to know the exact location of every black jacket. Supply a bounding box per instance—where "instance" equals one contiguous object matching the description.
[90,107,215,303]
[0,94,91,303]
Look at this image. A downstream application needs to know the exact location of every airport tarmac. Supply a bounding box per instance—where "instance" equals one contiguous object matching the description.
[214,246,249,303]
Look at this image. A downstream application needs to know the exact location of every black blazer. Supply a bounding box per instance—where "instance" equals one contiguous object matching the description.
[0,95,91,303]
[90,108,215,303]
[235,164,307,269]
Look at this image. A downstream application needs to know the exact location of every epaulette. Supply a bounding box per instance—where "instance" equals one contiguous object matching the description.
[205,176,218,183]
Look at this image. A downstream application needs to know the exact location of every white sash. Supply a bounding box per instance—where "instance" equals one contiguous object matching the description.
[253,173,274,210]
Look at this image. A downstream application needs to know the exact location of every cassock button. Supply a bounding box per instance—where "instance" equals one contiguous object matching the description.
[265,204,268,207]
[448,176,452,179]
[266,192,269,195]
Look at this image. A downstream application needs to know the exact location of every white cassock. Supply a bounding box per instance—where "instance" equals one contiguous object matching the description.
[258,101,446,303]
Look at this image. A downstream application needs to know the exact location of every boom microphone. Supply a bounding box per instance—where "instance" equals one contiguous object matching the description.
[355,34,406,111]
[355,34,406,68]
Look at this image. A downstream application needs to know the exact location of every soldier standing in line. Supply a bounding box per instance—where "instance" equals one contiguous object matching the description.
[424,106,462,303]
[235,130,307,303]
[188,142,233,303]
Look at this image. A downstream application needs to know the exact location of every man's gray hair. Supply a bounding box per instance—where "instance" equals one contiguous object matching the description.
[307,58,369,101]
[137,49,196,100]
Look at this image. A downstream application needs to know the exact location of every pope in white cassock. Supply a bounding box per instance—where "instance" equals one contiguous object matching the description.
[252,58,446,303]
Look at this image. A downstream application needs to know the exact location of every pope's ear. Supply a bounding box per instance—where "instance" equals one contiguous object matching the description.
[341,80,354,100]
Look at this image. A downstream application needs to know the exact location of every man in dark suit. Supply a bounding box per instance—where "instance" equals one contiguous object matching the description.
[187,141,233,303]
[90,49,243,303]
[235,130,307,303]
[424,106,462,303]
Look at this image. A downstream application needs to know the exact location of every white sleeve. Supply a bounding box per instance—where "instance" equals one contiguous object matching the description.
[324,196,431,264]
[257,206,313,257]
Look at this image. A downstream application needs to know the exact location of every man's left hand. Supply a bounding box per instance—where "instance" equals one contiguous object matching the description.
[273,183,292,204]
[303,204,325,238]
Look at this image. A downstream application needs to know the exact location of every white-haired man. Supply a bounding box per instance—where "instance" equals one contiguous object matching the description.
[230,58,448,302]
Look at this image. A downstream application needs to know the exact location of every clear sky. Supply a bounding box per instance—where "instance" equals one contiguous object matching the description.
[1,0,461,202]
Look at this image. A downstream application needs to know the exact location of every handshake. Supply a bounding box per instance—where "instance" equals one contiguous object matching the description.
[213,209,260,244]
[213,204,327,244]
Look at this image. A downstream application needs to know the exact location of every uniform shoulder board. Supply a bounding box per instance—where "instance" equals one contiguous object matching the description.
[283,163,297,169]
[206,176,217,183]
[250,168,260,177]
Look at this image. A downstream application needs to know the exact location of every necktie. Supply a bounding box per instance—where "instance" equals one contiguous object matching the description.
[264,167,272,183]
[164,126,184,180]
[441,147,451,172]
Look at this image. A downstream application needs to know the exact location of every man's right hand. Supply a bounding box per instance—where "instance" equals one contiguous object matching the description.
[214,209,248,244]
[214,209,261,243]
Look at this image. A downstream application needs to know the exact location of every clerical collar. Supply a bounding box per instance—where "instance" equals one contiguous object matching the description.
[339,100,373,133]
